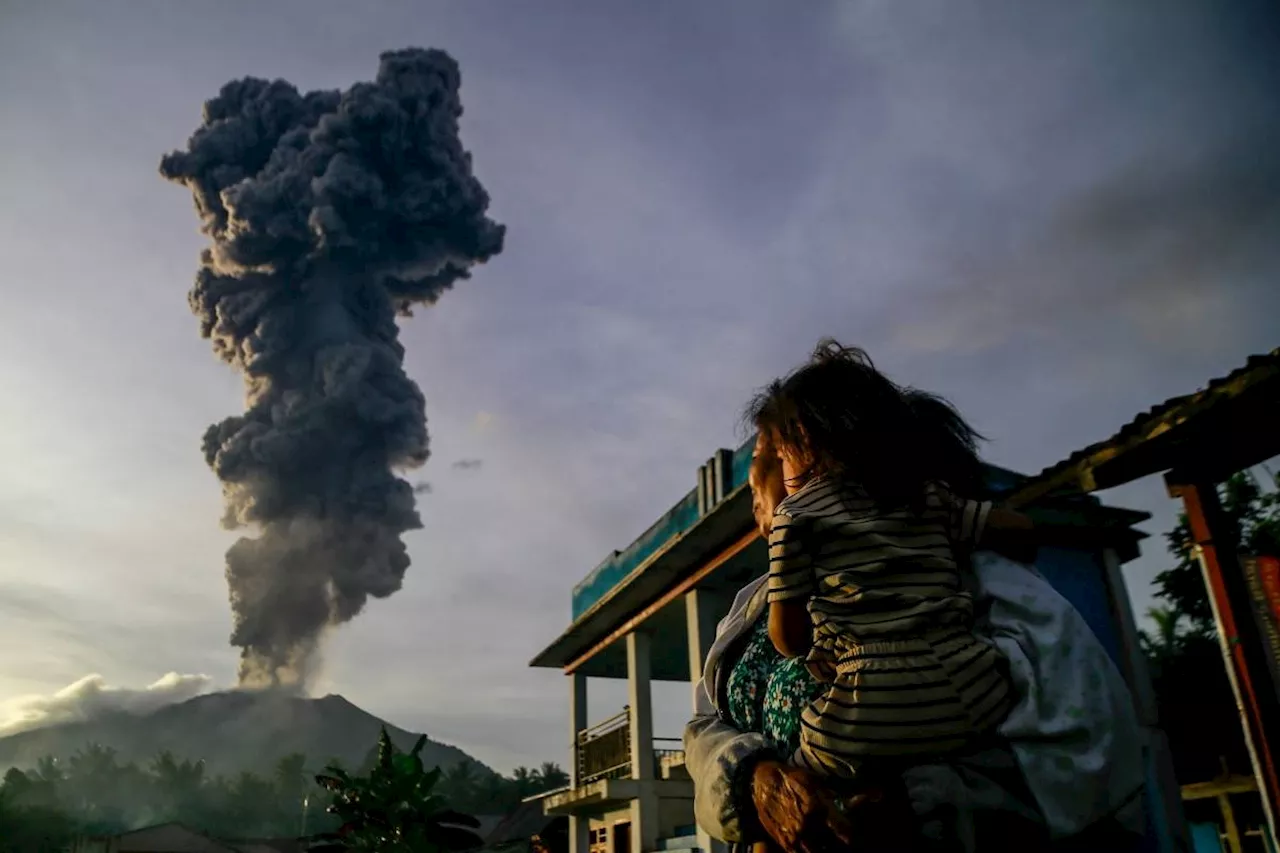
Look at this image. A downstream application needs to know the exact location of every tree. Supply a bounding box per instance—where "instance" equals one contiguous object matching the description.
[0,738,568,844]
[61,743,135,832]
[440,761,479,808]
[1140,468,1280,782]
[0,771,78,853]
[510,766,535,799]
[535,763,569,791]
[275,753,311,831]
[309,728,484,853]
[1152,469,1280,637]
[150,750,207,823]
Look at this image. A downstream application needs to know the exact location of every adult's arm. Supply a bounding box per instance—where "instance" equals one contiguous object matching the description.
[683,676,778,843]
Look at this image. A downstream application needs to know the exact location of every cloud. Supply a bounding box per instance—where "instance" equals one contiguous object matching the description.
[0,673,216,736]
[451,459,484,471]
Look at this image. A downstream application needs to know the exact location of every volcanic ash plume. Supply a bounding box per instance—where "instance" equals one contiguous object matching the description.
[160,48,505,688]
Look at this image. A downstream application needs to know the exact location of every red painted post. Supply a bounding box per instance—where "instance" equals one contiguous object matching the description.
[1169,478,1280,846]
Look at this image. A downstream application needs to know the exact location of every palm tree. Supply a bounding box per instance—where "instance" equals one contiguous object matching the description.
[510,767,536,800]
[535,763,569,791]
[64,743,127,830]
[226,770,277,836]
[150,751,206,821]
[275,752,312,835]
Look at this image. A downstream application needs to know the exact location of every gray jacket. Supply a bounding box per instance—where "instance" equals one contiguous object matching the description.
[682,552,1146,849]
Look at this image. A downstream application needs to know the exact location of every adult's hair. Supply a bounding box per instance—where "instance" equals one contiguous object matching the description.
[743,339,987,506]
[750,430,783,487]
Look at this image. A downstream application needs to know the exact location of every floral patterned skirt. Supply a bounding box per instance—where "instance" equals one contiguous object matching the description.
[724,617,826,756]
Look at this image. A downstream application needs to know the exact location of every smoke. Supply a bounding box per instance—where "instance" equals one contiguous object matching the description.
[159,48,505,688]
[0,673,215,736]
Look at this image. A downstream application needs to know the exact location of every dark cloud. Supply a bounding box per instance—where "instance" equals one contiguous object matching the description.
[451,458,483,471]
[159,48,505,688]
[886,137,1280,355]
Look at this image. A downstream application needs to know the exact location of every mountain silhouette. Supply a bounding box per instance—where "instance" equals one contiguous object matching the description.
[0,690,490,778]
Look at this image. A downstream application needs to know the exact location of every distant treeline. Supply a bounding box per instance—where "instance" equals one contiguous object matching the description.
[0,742,568,852]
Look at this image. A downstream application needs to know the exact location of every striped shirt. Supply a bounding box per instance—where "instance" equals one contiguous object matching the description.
[767,476,992,649]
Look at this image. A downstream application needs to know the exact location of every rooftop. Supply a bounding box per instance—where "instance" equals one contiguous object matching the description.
[1011,348,1280,505]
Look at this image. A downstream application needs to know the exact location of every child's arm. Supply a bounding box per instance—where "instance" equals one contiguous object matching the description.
[933,482,1126,564]
[981,507,1038,564]
[769,599,813,659]
[984,506,1128,564]
[766,512,816,659]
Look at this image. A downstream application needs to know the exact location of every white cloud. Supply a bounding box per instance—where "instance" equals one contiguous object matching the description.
[0,673,217,737]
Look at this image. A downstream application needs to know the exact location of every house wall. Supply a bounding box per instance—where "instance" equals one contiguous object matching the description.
[658,796,695,837]
[591,807,632,853]
[1034,546,1125,668]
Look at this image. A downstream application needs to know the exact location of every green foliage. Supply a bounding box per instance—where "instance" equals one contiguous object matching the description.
[1140,468,1280,782]
[0,733,570,852]
[1151,469,1280,639]
[309,729,484,853]
[0,789,77,853]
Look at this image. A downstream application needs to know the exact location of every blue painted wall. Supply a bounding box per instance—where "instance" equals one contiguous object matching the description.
[1034,546,1124,670]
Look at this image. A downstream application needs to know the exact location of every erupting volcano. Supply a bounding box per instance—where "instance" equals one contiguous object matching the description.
[160,48,505,688]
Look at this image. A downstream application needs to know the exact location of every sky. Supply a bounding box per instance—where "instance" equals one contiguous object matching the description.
[0,0,1278,773]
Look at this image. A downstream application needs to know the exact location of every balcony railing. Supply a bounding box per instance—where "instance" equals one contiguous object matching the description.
[654,737,685,765]
[575,710,686,786]
[577,709,632,784]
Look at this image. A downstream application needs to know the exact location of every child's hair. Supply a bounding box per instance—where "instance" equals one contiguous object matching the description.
[744,339,987,505]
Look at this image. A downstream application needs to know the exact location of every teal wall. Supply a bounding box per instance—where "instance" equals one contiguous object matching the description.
[570,436,755,621]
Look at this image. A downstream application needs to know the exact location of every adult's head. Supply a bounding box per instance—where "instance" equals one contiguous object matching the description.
[744,338,987,504]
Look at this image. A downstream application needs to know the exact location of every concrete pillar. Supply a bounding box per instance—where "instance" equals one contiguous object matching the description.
[569,817,590,853]
[627,631,659,853]
[685,589,722,702]
[627,631,655,781]
[713,448,732,504]
[685,588,726,853]
[570,671,587,788]
[630,792,660,853]
[568,672,590,853]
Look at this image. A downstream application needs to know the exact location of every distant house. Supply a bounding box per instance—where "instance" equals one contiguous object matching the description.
[484,801,567,853]
[72,823,237,853]
[472,813,511,846]
[72,825,302,853]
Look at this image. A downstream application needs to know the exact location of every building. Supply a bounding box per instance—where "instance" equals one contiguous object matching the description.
[71,824,302,853]
[72,823,239,853]
[530,434,1184,853]
[483,800,568,853]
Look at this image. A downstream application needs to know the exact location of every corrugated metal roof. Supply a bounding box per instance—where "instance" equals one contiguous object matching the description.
[1015,348,1280,502]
